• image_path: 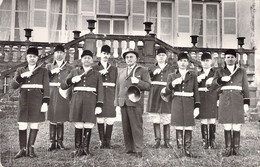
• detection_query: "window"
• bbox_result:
[223,2,236,34]
[97,19,126,35]
[49,0,63,42]
[178,0,190,33]
[65,0,78,41]
[146,1,174,45]
[0,0,12,40]
[192,3,219,47]
[98,0,127,15]
[14,0,29,41]
[33,0,47,27]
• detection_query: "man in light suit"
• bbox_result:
[114,48,151,158]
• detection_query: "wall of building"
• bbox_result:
[255,0,260,93]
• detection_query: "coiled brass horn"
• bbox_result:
[127,66,141,103]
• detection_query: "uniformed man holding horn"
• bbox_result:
[93,45,118,149]
[46,45,73,151]
[213,49,249,156]
[147,47,175,149]
[115,48,151,158]
[12,47,50,158]
[61,50,104,157]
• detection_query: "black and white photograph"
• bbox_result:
[0,0,260,166]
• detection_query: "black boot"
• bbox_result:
[73,128,83,157]
[83,128,92,155]
[57,123,65,150]
[105,124,113,149]
[209,124,217,149]
[163,124,173,149]
[14,130,27,159]
[201,124,209,149]
[175,130,184,157]
[184,130,196,158]
[233,131,240,156]
[152,124,161,148]
[27,129,38,158]
[222,130,232,157]
[97,124,105,149]
[48,123,56,151]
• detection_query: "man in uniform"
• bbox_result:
[165,52,200,158]
[93,45,118,149]
[46,45,73,151]
[61,50,104,157]
[213,49,249,156]
[197,53,218,149]
[147,47,175,149]
[115,48,151,158]
[11,47,50,158]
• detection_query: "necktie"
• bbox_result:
[128,67,132,75]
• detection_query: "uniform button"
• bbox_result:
[28,89,30,91]
[231,81,233,83]
[84,77,86,79]
[83,84,86,86]
[83,81,86,82]
[28,81,30,83]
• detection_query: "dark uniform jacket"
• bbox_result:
[166,70,200,126]
[46,61,73,122]
[213,65,249,124]
[147,63,175,114]
[61,66,104,123]
[11,65,50,122]
[114,65,151,108]
[92,62,118,117]
[197,68,218,119]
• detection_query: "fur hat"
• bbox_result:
[27,47,39,56]
[177,52,189,61]
[157,47,167,55]
[54,45,65,52]
[225,49,236,57]
[81,50,93,58]
[101,45,111,54]
[201,53,211,60]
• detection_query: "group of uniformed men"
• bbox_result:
[11,44,249,159]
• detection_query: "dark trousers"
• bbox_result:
[121,105,143,152]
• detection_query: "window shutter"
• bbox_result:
[130,0,146,35]
[98,0,111,14]
[114,0,127,15]
[222,1,237,48]
[176,0,191,47]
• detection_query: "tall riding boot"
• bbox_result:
[201,124,209,149]
[27,129,38,158]
[222,130,232,157]
[152,123,161,148]
[74,128,83,157]
[163,124,173,148]
[233,131,240,156]
[105,124,113,149]
[48,123,56,151]
[14,130,27,159]
[175,130,184,157]
[83,128,92,155]
[97,124,105,149]
[57,123,65,150]
[209,124,217,149]
[184,130,196,158]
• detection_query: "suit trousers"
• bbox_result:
[121,105,143,152]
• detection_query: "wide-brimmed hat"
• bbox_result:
[122,48,138,59]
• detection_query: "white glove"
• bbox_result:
[217,100,219,107]
[197,74,206,83]
[71,75,81,83]
[244,104,249,113]
[171,77,182,87]
[51,67,60,74]
[153,68,162,75]
[41,103,48,112]
[99,69,108,75]
[161,87,166,94]
[193,108,200,118]
[131,77,139,84]
[206,77,214,85]
[115,106,121,112]
[221,76,231,82]
[21,71,32,78]
[95,107,102,115]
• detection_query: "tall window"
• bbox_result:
[49,0,63,42]
[147,1,173,44]
[192,3,219,47]
[14,0,29,41]
[0,0,12,40]
[97,19,126,35]
[65,0,78,41]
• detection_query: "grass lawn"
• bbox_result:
[1,109,260,167]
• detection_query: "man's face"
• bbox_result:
[177,59,189,70]
[26,54,38,66]
[100,51,110,62]
[156,53,167,64]
[81,55,93,67]
[125,53,137,66]
[225,54,236,66]
[201,59,212,69]
[54,51,65,61]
